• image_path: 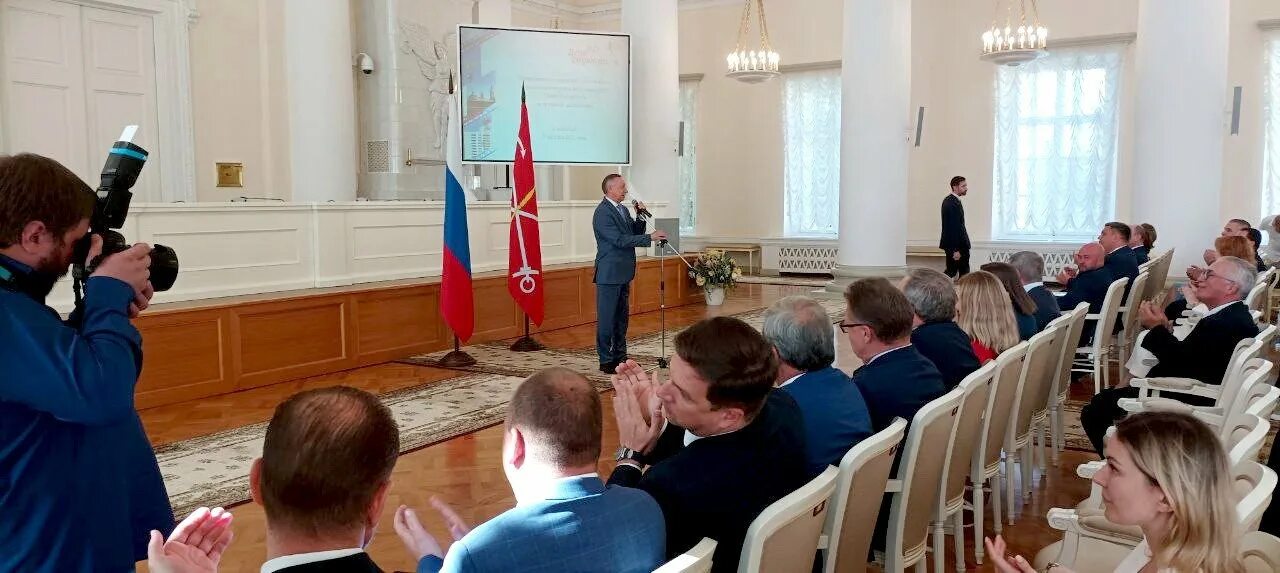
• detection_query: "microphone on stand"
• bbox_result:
[632,199,653,220]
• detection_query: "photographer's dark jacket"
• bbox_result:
[0,254,173,572]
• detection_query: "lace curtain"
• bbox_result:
[783,68,841,237]
[993,45,1123,241]
[1263,33,1280,219]
[679,80,699,234]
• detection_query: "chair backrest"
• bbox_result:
[1219,338,1266,394]
[1243,383,1280,420]
[739,465,839,573]
[822,418,907,573]
[1090,278,1129,352]
[1008,325,1064,445]
[1151,249,1175,301]
[1258,324,1278,349]
[1217,347,1270,412]
[654,538,718,573]
[885,387,965,567]
[1257,268,1278,288]
[1224,413,1270,467]
[1121,272,1152,335]
[1223,359,1277,420]
[1054,303,1091,398]
[939,362,997,506]
[1240,530,1280,573]
[1250,282,1270,315]
[1235,460,1279,531]
[974,341,1030,474]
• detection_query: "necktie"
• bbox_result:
[618,203,629,221]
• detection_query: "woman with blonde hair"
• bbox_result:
[986,411,1243,573]
[954,270,1020,363]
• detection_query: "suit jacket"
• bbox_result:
[1132,246,1150,265]
[607,391,809,573]
[778,366,874,476]
[1014,307,1038,341]
[1027,285,1062,331]
[275,553,383,573]
[418,476,664,573]
[593,199,651,285]
[851,346,947,432]
[1105,247,1141,306]
[910,321,981,391]
[939,194,970,251]
[1143,301,1259,385]
[1059,266,1115,315]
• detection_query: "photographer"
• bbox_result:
[0,153,173,571]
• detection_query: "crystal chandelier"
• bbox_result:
[725,0,780,84]
[980,0,1048,66]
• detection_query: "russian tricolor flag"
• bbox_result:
[441,79,474,342]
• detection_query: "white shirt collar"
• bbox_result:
[605,196,624,208]
[1204,299,1242,317]
[778,372,804,388]
[866,344,911,366]
[516,472,600,507]
[1108,245,1125,254]
[261,549,365,573]
[684,425,743,446]
[1023,281,1043,291]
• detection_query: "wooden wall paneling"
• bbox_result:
[470,276,523,343]
[630,262,661,313]
[134,308,234,409]
[533,268,587,332]
[353,285,446,365]
[234,295,355,390]
[583,270,598,322]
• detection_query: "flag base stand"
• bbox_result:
[510,316,545,352]
[437,336,476,367]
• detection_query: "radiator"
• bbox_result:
[777,246,838,274]
[983,248,1077,278]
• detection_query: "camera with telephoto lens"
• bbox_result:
[72,127,179,298]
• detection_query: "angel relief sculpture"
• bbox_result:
[399,21,458,155]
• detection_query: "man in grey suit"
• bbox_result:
[593,174,666,374]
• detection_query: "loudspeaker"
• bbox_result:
[654,218,681,254]
[914,106,926,147]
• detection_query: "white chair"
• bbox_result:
[738,465,839,573]
[1118,358,1276,431]
[820,418,908,573]
[930,362,997,573]
[1114,272,1151,382]
[883,388,966,573]
[1131,333,1271,405]
[1071,278,1129,394]
[654,538,717,573]
[1238,460,1280,532]
[969,342,1030,564]
[1005,321,1066,514]
[1241,530,1280,573]
[1048,303,1091,463]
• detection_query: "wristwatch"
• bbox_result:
[614,446,642,464]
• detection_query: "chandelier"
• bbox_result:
[980,0,1048,66]
[725,0,780,84]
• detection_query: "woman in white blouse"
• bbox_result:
[985,412,1243,573]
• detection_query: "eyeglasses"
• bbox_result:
[833,320,872,333]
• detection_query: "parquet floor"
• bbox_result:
[135,283,1096,573]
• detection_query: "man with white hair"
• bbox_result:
[1079,256,1259,455]
[1008,251,1061,331]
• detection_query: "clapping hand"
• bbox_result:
[395,497,473,561]
[1055,266,1078,284]
[982,536,1050,573]
[612,360,665,455]
[147,507,234,573]
[1138,300,1170,330]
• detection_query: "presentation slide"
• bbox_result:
[458,25,631,165]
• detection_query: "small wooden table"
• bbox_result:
[706,243,762,275]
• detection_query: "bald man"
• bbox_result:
[1056,242,1116,315]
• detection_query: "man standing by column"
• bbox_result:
[940,176,971,278]
[593,174,666,374]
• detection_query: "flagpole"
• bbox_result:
[438,335,476,367]
[510,315,545,351]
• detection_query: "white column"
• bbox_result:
[831,0,912,283]
[622,0,680,215]
[1131,0,1230,273]
[285,0,358,202]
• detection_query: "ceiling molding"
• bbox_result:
[515,0,741,23]
[779,60,840,73]
[1047,33,1136,50]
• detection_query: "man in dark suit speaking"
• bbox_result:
[594,174,666,374]
[940,176,971,278]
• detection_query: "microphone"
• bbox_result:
[632,200,653,219]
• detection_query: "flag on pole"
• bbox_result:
[508,84,544,325]
[441,74,474,342]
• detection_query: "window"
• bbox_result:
[1263,33,1280,218]
[783,68,841,237]
[678,79,699,234]
[992,45,1123,241]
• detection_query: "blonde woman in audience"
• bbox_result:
[954,270,1020,363]
[985,411,1243,573]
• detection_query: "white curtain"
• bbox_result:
[1263,33,1280,219]
[783,68,841,237]
[993,45,1123,241]
[679,79,699,235]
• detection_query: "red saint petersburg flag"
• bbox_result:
[508,85,544,325]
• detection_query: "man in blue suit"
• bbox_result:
[839,278,946,433]
[1056,242,1115,315]
[762,295,872,476]
[0,154,172,572]
[593,174,666,374]
[398,367,666,573]
[898,268,980,390]
[1010,251,1061,331]
[1099,222,1140,292]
